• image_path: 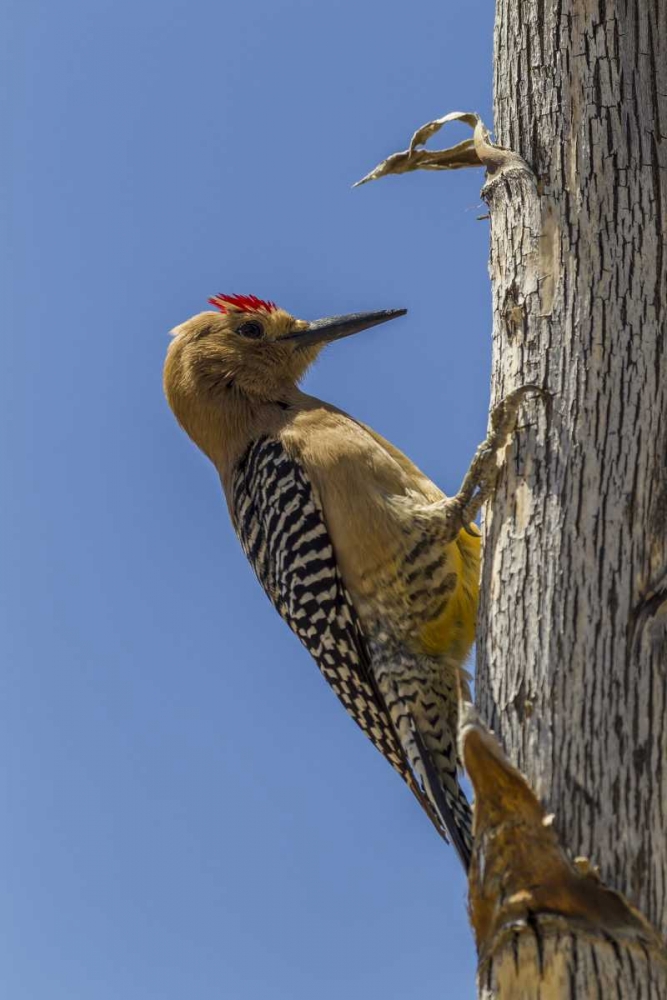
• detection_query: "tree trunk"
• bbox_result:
[477,0,667,952]
[353,2,666,989]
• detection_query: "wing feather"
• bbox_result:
[231,436,446,832]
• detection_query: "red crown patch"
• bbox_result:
[208,293,277,314]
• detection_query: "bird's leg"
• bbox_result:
[444,385,549,536]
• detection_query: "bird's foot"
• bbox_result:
[446,384,550,533]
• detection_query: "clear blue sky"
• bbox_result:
[2,1,494,996]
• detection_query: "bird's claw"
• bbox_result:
[451,383,551,528]
[488,384,551,434]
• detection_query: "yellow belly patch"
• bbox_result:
[417,529,480,659]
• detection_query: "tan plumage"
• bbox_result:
[164,296,531,868]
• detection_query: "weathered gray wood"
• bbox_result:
[477,0,667,949]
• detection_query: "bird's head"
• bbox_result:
[164,293,406,405]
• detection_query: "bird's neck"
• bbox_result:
[175,382,311,480]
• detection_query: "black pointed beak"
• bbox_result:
[281,308,407,349]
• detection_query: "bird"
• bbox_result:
[164,292,540,869]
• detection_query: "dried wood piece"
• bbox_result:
[353,111,529,187]
[460,706,667,998]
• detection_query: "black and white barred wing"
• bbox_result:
[230,436,425,803]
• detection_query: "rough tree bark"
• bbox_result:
[477,0,667,941]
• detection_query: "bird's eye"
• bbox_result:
[236,320,264,339]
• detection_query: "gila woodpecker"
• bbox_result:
[164,293,539,869]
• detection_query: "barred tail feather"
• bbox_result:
[410,725,473,870]
[372,656,473,870]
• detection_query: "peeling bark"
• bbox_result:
[461,707,667,998]
[477,0,667,946]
